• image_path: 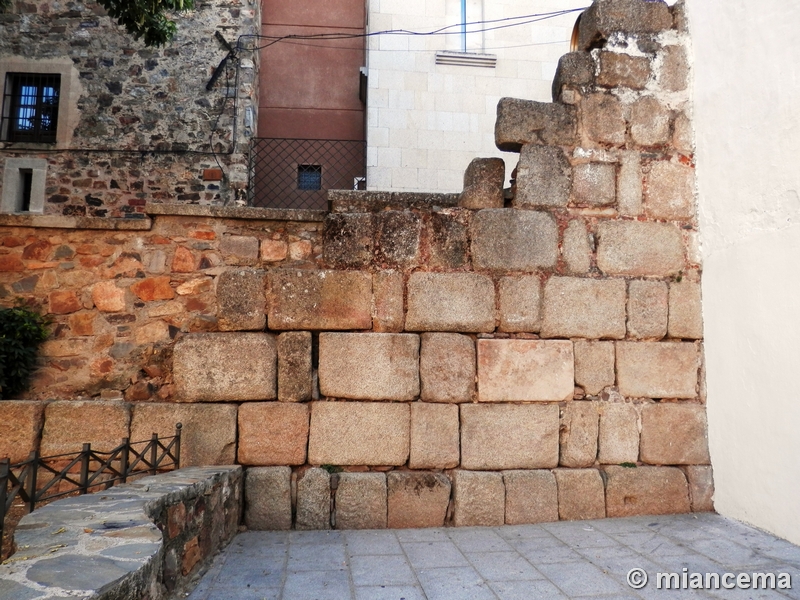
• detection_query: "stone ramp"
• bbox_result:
[187,513,800,600]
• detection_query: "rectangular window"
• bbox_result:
[1,73,61,143]
[297,164,322,190]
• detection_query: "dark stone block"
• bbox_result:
[495,98,578,152]
[374,211,421,268]
[323,212,374,268]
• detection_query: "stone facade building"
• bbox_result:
[0,0,722,532]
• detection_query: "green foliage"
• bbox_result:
[0,303,50,399]
[320,464,343,474]
[0,0,10,13]
[620,462,637,468]
[96,0,195,46]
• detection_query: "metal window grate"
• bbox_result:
[248,138,366,210]
[1,73,61,143]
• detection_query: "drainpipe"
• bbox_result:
[461,0,467,52]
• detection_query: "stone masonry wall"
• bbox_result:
[0,0,260,216]
[0,0,711,529]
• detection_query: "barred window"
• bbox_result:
[297,164,322,190]
[1,73,61,143]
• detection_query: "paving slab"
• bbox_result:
[186,514,800,600]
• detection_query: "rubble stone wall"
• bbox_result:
[0,0,711,528]
[0,0,260,217]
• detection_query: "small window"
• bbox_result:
[1,73,61,143]
[297,164,322,190]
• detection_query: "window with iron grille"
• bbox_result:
[297,164,322,190]
[1,73,61,143]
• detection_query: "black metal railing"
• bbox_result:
[248,138,366,210]
[1,423,181,559]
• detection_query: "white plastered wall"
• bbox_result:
[366,0,586,192]
[690,0,800,544]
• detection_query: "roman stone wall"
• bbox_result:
[0,0,260,216]
[0,0,711,529]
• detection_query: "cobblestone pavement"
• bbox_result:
[186,513,800,599]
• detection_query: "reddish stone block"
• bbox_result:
[49,290,82,314]
[92,280,126,312]
[68,312,95,336]
[172,246,197,273]
[181,536,201,575]
[237,403,309,466]
[22,240,52,261]
[0,401,45,463]
[131,276,175,301]
[604,465,690,517]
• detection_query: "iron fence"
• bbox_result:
[1,424,181,559]
[248,138,366,210]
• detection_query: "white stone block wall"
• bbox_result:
[366,0,587,192]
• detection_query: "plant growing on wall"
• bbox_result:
[0,0,193,47]
[0,303,50,399]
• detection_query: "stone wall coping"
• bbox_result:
[0,214,152,230]
[0,466,242,600]
[144,203,327,222]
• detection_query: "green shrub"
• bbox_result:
[0,303,50,398]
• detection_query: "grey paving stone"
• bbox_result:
[395,527,450,543]
[287,541,347,571]
[688,538,778,568]
[465,551,544,581]
[354,585,427,600]
[535,560,628,596]
[448,528,515,553]
[282,569,353,600]
[345,530,403,556]
[495,524,554,541]
[204,586,281,600]
[350,554,417,586]
[610,531,690,556]
[289,529,344,545]
[540,521,620,549]
[403,541,471,569]
[510,537,585,564]
[417,566,500,600]
[489,579,569,600]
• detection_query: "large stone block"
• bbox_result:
[551,52,595,101]
[498,275,542,332]
[245,467,292,530]
[277,331,312,402]
[554,469,606,521]
[405,272,494,332]
[372,271,404,332]
[541,277,627,339]
[220,235,259,265]
[684,465,714,512]
[237,403,309,466]
[596,221,684,276]
[581,93,626,145]
[640,403,710,465]
[335,472,387,529]
[428,211,469,269]
[308,402,410,466]
[598,403,640,464]
[267,269,372,330]
[477,340,574,402]
[387,472,451,528]
[668,280,703,339]
[617,150,643,216]
[659,45,689,92]
[409,403,460,469]
[495,98,578,151]
[459,157,505,209]
[577,0,674,51]
[560,402,599,468]
[617,342,699,398]
[503,470,559,525]
[461,404,560,470]
[173,333,277,401]
[453,470,505,527]
[597,52,652,90]
[130,403,237,466]
[471,209,558,271]
[420,333,475,403]
[574,341,615,395]
[604,466,690,517]
[41,401,130,456]
[374,211,422,268]
[563,219,591,274]
[318,333,419,400]
[216,268,267,331]
[323,213,374,268]
[645,161,695,220]
[571,163,616,206]
[0,401,45,463]
[627,280,668,339]
[296,467,331,530]
[515,145,572,208]
[630,97,671,146]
